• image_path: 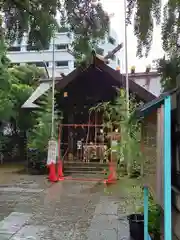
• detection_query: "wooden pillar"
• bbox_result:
[156,106,164,206]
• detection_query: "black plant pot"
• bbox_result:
[128,214,144,240]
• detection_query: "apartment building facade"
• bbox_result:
[7,29,120,77]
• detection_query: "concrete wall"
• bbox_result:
[129,72,161,97]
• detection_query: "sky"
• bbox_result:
[101,0,167,73]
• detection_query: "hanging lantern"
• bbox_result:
[64,92,68,97]
[100,129,103,133]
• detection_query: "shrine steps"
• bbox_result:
[63,161,109,177]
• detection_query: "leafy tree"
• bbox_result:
[0,38,46,161]
[65,0,110,60]
[2,0,59,48]
[27,93,60,152]
[9,65,46,132]
[1,0,109,56]
[157,55,180,92]
[27,93,61,173]
[126,0,180,56]
[91,89,142,177]
[0,40,13,123]
[0,37,46,126]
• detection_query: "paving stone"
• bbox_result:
[90,214,118,230]
[94,199,118,215]
[0,212,32,235]
[0,175,131,240]
[87,197,130,240]
[11,225,47,240]
[87,229,117,240]
[23,189,44,193]
[0,233,13,240]
[0,187,24,193]
[117,216,130,239]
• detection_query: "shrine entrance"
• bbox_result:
[57,63,118,164]
[60,104,110,163]
[60,123,109,163]
[55,53,155,174]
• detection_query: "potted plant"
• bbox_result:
[128,213,144,240]
[131,66,136,74]
[148,203,161,239]
[146,64,151,73]
[131,197,161,240]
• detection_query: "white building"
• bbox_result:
[127,71,161,97]
[7,29,120,77]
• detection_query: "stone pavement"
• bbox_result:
[0,173,131,240]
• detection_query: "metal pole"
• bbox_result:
[124,0,129,111]
[164,96,172,240]
[144,186,149,240]
[51,36,55,138]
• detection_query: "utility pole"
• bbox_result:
[51,36,55,138]
[124,0,129,111]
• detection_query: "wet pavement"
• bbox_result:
[0,174,131,240]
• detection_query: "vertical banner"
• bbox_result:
[47,140,57,165]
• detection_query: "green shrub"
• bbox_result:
[27,93,62,173]
[137,194,161,238]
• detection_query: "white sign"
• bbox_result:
[77,140,82,150]
[47,140,57,165]
[111,140,118,152]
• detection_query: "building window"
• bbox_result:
[110,55,116,61]
[117,59,120,65]
[26,45,40,51]
[56,61,68,67]
[8,46,21,52]
[108,36,116,45]
[27,62,49,67]
[96,47,104,56]
[55,44,68,50]
[58,27,69,33]
[9,63,20,67]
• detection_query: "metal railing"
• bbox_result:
[144,186,152,240]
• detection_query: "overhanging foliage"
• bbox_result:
[1,0,110,57]
[127,0,180,56]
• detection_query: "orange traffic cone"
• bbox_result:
[57,160,64,181]
[48,163,58,182]
[105,162,117,185]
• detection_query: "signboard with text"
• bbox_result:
[47,140,57,165]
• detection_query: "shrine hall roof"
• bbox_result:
[55,52,156,103]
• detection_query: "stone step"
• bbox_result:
[64,161,108,167]
[64,170,105,175]
[64,166,107,171]
[64,173,105,179]
[63,161,109,175]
